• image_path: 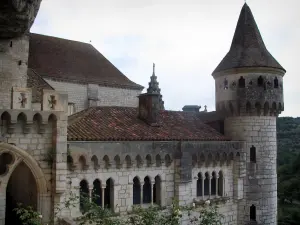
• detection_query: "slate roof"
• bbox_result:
[27,68,54,103]
[67,106,229,141]
[28,33,143,90]
[213,3,285,74]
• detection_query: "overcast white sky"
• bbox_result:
[31,0,300,117]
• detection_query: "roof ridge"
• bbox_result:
[68,107,96,126]
[29,32,91,45]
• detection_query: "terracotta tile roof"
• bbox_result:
[28,33,143,90]
[27,68,54,103]
[67,107,229,141]
[213,3,285,74]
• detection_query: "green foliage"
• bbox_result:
[14,204,43,225]
[277,117,300,225]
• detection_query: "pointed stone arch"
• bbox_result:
[0,143,49,224]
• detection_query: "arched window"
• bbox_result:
[153,176,161,205]
[125,155,132,168]
[250,205,256,221]
[133,177,141,205]
[79,156,87,171]
[250,146,256,163]
[91,155,99,170]
[218,171,224,196]
[146,155,152,167]
[165,154,171,167]
[79,180,89,212]
[92,179,102,206]
[67,155,74,171]
[197,173,203,197]
[274,77,279,88]
[192,154,197,167]
[211,172,217,196]
[257,76,264,87]
[224,78,229,89]
[104,178,114,209]
[143,176,151,204]
[136,155,143,168]
[264,102,269,116]
[239,76,245,88]
[103,155,110,169]
[246,102,251,114]
[155,155,162,167]
[204,172,209,196]
[114,155,121,169]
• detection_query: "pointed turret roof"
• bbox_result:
[147,63,165,110]
[213,3,285,74]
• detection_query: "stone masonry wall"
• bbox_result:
[0,36,29,109]
[225,116,277,225]
[45,79,142,112]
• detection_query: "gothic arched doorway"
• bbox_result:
[5,162,38,225]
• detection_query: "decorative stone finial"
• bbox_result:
[204,105,207,112]
[0,0,42,38]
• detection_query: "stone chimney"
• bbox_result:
[138,63,162,126]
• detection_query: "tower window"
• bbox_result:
[238,76,245,88]
[274,77,279,88]
[250,205,256,221]
[224,78,228,90]
[10,41,13,47]
[257,76,264,87]
[250,146,256,163]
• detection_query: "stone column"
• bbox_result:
[140,182,144,204]
[216,175,219,197]
[160,181,166,206]
[151,180,154,205]
[209,175,211,198]
[101,186,106,208]
[201,178,204,200]
[89,188,93,202]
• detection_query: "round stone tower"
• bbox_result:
[212,3,286,225]
[0,0,42,109]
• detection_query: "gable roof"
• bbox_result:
[67,106,229,141]
[27,68,54,103]
[28,33,143,90]
[213,3,285,74]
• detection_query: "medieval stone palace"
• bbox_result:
[0,1,285,225]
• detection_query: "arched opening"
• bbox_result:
[136,155,143,168]
[223,78,228,89]
[92,179,102,207]
[246,102,251,115]
[218,171,224,196]
[153,176,161,205]
[67,155,74,171]
[250,146,256,163]
[143,176,151,204]
[238,76,245,88]
[200,153,205,165]
[133,177,141,205]
[103,155,110,169]
[0,152,14,175]
[79,156,87,171]
[211,172,217,196]
[91,155,99,170]
[17,113,27,133]
[146,155,152,167]
[204,172,209,196]
[125,155,132,168]
[165,154,171,167]
[79,180,89,213]
[155,155,161,167]
[5,162,38,225]
[114,155,120,169]
[250,205,256,221]
[197,173,203,197]
[274,77,279,88]
[206,153,213,166]
[255,103,261,116]
[257,76,264,87]
[104,178,114,209]
[264,102,269,116]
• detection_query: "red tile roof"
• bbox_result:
[67,107,229,141]
[28,33,143,90]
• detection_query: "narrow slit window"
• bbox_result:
[239,76,245,88]
[250,146,256,163]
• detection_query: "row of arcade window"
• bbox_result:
[224,76,279,89]
[196,171,224,197]
[79,176,162,212]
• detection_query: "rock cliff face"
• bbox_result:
[0,0,42,38]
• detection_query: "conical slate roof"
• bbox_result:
[213,3,285,74]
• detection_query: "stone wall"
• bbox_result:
[45,79,142,112]
[65,141,244,224]
[225,116,277,225]
[0,36,29,109]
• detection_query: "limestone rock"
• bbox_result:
[0,0,42,38]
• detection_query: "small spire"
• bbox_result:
[152,63,155,75]
[204,105,207,112]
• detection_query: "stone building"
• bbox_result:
[0,2,285,225]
